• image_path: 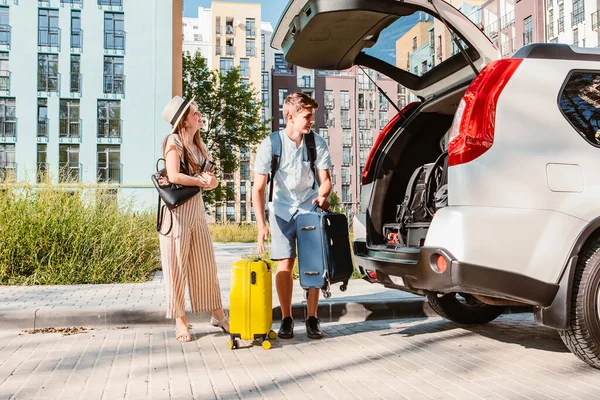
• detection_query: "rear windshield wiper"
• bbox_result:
[428,0,479,76]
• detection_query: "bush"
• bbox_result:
[0,185,159,285]
[209,223,257,242]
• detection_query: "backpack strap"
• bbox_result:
[304,131,319,189]
[268,131,282,202]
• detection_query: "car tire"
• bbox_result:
[427,292,505,325]
[558,234,600,369]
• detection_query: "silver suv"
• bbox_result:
[273,0,600,368]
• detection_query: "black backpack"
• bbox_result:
[268,131,318,202]
[396,151,448,225]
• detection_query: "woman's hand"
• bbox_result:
[198,172,218,190]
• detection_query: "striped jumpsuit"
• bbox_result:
[159,134,223,319]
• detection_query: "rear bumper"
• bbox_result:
[352,240,559,307]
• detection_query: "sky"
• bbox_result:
[183,0,288,29]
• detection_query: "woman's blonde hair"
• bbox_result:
[163,100,210,173]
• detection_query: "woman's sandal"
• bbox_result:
[211,316,230,333]
[175,324,192,342]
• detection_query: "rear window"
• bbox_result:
[363,10,476,78]
[559,71,600,146]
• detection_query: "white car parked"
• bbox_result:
[273,0,600,368]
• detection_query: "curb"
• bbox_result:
[0,299,533,330]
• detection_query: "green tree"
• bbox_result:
[182,51,270,206]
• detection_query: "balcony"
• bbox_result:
[59,162,81,183]
[343,136,352,146]
[0,24,10,46]
[359,137,372,147]
[593,11,600,30]
[572,9,585,27]
[341,119,351,129]
[225,25,235,35]
[216,46,222,55]
[0,70,9,92]
[59,119,81,139]
[103,74,125,95]
[342,157,352,166]
[246,47,256,57]
[246,27,256,37]
[298,77,313,88]
[71,72,81,94]
[61,0,83,5]
[325,117,335,127]
[105,30,126,51]
[500,11,515,29]
[71,28,82,50]
[0,120,16,139]
[37,117,48,139]
[98,0,122,6]
[38,28,60,48]
[358,119,367,129]
[558,17,565,33]
[547,22,555,40]
[97,164,122,183]
[523,30,533,46]
[97,118,122,139]
[485,20,499,38]
[226,46,235,56]
[340,100,350,110]
[324,98,334,109]
[358,82,374,91]
[379,101,388,111]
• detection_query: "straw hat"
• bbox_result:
[162,96,194,134]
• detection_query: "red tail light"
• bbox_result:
[361,101,421,185]
[448,59,523,166]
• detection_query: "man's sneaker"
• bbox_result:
[278,317,294,339]
[305,316,324,339]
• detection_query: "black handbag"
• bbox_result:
[151,157,200,235]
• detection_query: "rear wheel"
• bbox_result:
[558,235,600,369]
[427,292,504,325]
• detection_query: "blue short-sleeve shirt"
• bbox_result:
[254,130,332,222]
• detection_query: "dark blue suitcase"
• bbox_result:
[296,206,354,297]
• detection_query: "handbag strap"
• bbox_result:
[156,197,173,236]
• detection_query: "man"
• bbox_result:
[252,92,332,339]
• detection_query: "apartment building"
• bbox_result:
[183,6,212,63]
[545,0,600,47]
[0,0,179,211]
[211,1,261,223]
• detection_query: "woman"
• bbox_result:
[159,95,229,342]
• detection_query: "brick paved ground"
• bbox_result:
[1,314,599,400]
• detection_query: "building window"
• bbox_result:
[246,38,255,56]
[240,58,250,77]
[369,110,376,128]
[37,144,47,183]
[340,91,350,109]
[0,52,8,91]
[240,161,250,180]
[240,204,247,222]
[412,36,417,50]
[215,205,222,222]
[278,88,288,106]
[104,56,124,94]
[245,18,255,36]
[97,144,121,183]
[59,144,80,182]
[37,98,48,139]
[70,54,81,93]
[358,110,366,128]
[240,183,247,202]
[0,97,15,138]
[98,0,122,6]
[558,3,565,33]
[225,38,235,56]
[324,91,334,108]
[262,71,269,89]
[220,57,234,74]
[379,111,389,128]
[226,204,235,221]
[523,16,533,45]
[343,147,352,165]
[0,143,15,181]
[341,166,350,184]
[38,9,59,48]
[342,184,351,203]
[572,0,585,26]
[325,109,335,127]
[97,100,121,138]
[359,130,372,147]
[104,12,125,50]
[38,53,58,92]
[71,10,82,50]
[559,71,600,146]
[251,206,256,221]
[59,99,80,138]
[261,90,269,107]
[226,182,235,201]
[0,7,10,46]
[341,110,351,128]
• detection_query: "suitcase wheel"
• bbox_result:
[268,330,277,340]
[322,290,331,299]
[340,283,348,292]
[228,340,235,350]
[229,338,239,350]
[262,340,271,350]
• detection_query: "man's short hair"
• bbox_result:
[282,92,319,121]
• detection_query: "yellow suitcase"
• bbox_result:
[229,258,277,350]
